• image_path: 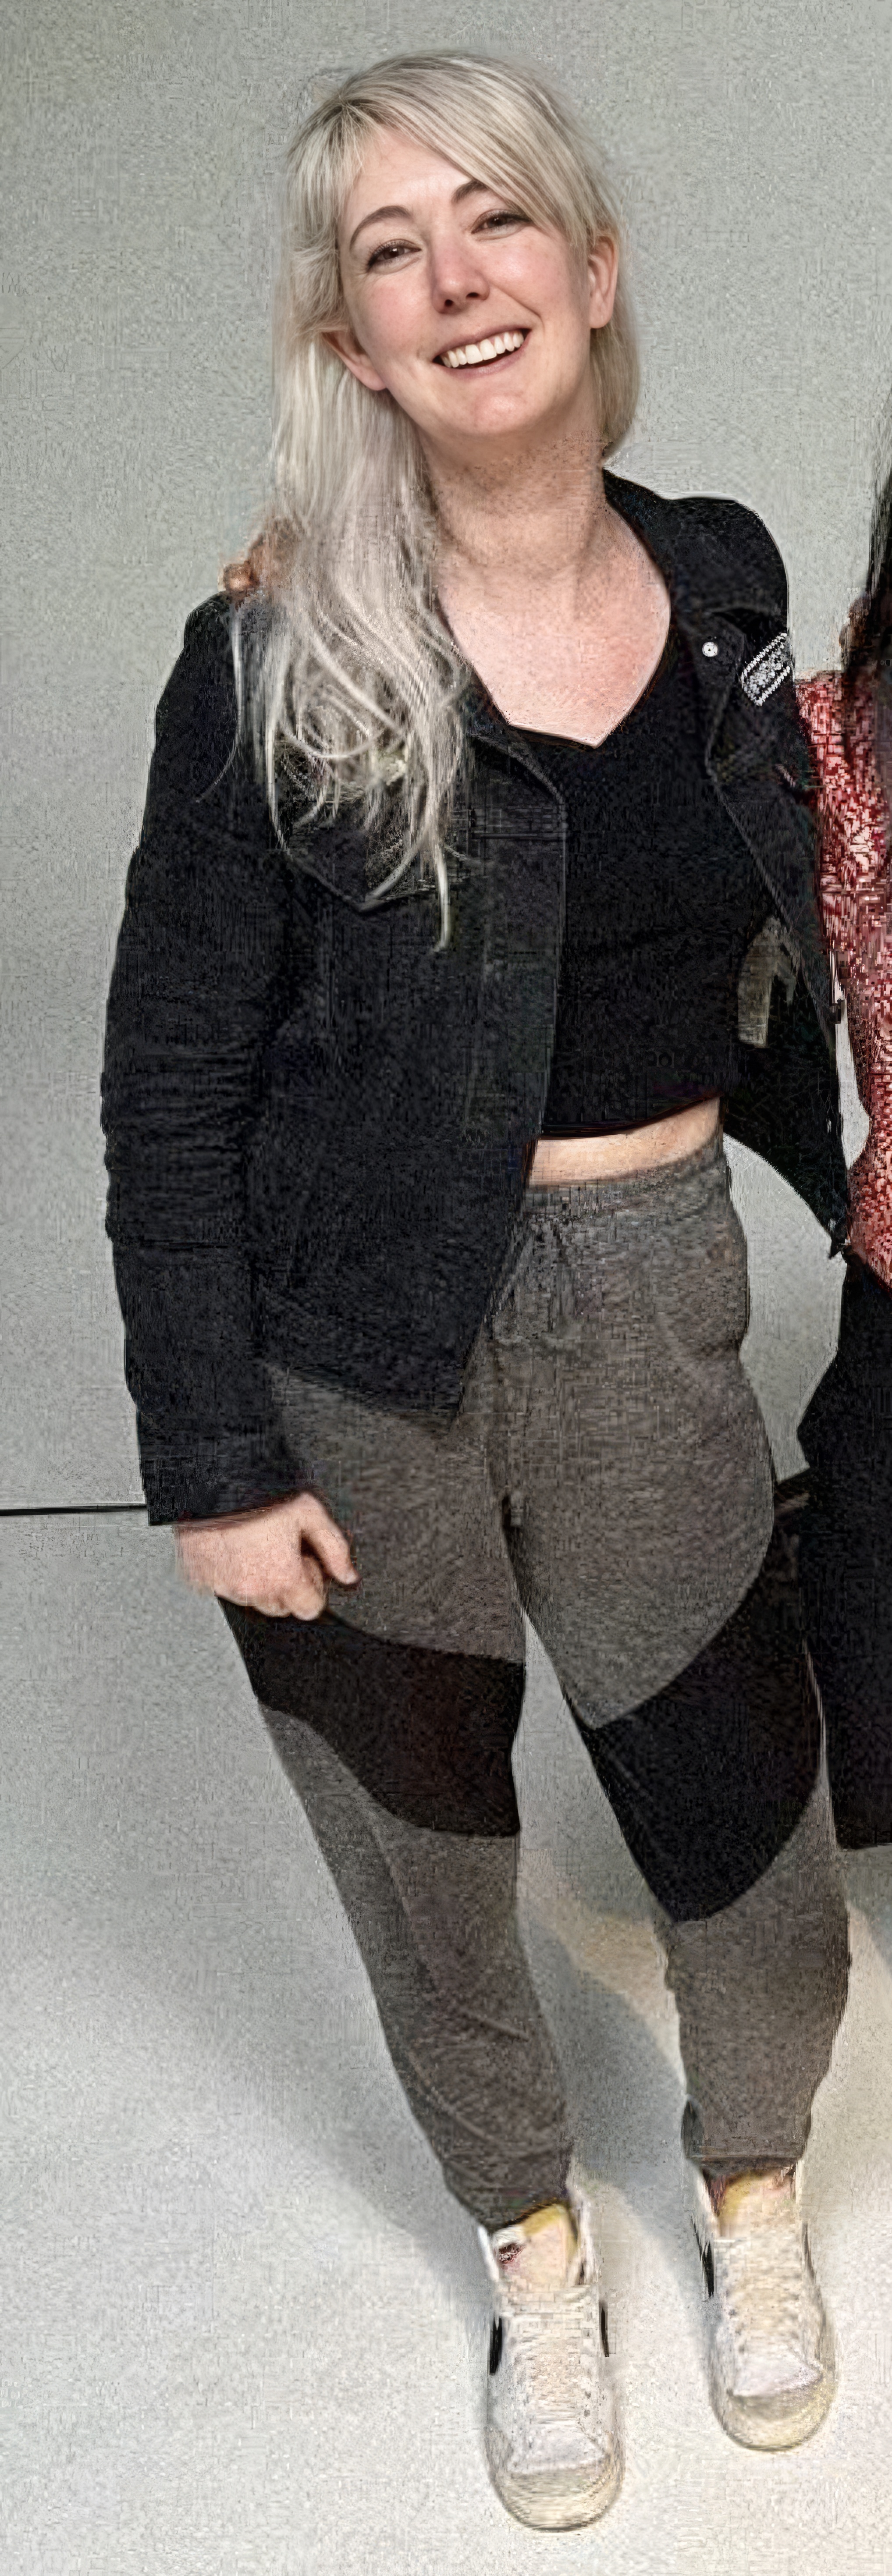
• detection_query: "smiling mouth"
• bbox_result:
[436,329,529,370]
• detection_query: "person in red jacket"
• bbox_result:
[797,446,892,1845]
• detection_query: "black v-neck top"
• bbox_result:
[519,619,771,1135]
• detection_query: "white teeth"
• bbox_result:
[441,330,526,369]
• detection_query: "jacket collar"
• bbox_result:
[603,471,786,625]
[463,472,786,759]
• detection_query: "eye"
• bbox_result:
[365,237,419,270]
[476,208,531,232]
[365,206,532,267]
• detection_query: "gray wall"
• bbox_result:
[3,0,890,1503]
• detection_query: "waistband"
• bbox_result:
[520,1126,726,1222]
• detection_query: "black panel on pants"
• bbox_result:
[574,1507,822,1923]
[219,1600,524,1837]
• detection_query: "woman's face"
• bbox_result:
[326,125,618,466]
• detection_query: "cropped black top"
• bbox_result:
[524,620,772,1136]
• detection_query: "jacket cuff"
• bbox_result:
[137,1425,306,1527]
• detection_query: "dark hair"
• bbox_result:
[842,436,892,714]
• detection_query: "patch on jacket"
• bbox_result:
[739,630,795,706]
[737,913,800,1048]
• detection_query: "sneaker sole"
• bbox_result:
[485,2436,624,2532]
[709,2338,837,2454]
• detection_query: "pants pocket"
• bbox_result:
[649,1181,752,1390]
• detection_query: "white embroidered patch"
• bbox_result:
[739,630,795,705]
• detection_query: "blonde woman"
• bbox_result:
[102,55,849,2531]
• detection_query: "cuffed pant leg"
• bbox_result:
[263,1708,572,2230]
[574,1518,850,2172]
[660,1761,850,2173]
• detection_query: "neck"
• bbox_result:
[426,399,617,611]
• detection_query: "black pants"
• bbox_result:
[799,1255,892,1848]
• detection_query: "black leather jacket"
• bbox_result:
[101,473,848,1523]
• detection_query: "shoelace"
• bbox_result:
[714,2218,821,2377]
[500,2277,602,2437]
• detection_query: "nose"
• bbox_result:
[427,227,491,314]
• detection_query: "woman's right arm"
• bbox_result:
[101,600,350,1604]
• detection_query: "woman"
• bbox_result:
[797,448,892,1847]
[102,54,850,2532]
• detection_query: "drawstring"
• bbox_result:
[490,1145,725,1527]
[492,1211,584,1351]
[503,1343,534,1528]
[545,1219,585,1346]
[492,1208,585,1529]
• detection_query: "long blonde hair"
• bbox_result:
[226,51,639,936]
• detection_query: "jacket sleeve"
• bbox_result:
[101,598,303,1524]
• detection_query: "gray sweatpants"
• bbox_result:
[236,1137,849,2228]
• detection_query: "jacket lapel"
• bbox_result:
[605,475,835,1040]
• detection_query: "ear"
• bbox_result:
[320,324,388,394]
[586,234,619,331]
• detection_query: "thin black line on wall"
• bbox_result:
[0,1504,149,1518]
[0,1474,814,1523]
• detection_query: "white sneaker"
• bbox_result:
[478,2165,622,2530]
[690,2165,836,2451]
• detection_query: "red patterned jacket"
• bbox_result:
[798,673,892,1290]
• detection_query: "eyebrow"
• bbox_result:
[348,176,489,253]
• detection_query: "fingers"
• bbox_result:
[172,1492,359,1621]
[298,1496,359,1588]
[288,1550,330,1620]
[180,1560,325,1619]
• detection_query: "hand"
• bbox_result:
[174,1492,359,1620]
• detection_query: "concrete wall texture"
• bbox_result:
[3,0,891,1503]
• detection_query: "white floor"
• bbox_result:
[4,1516,892,2576]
